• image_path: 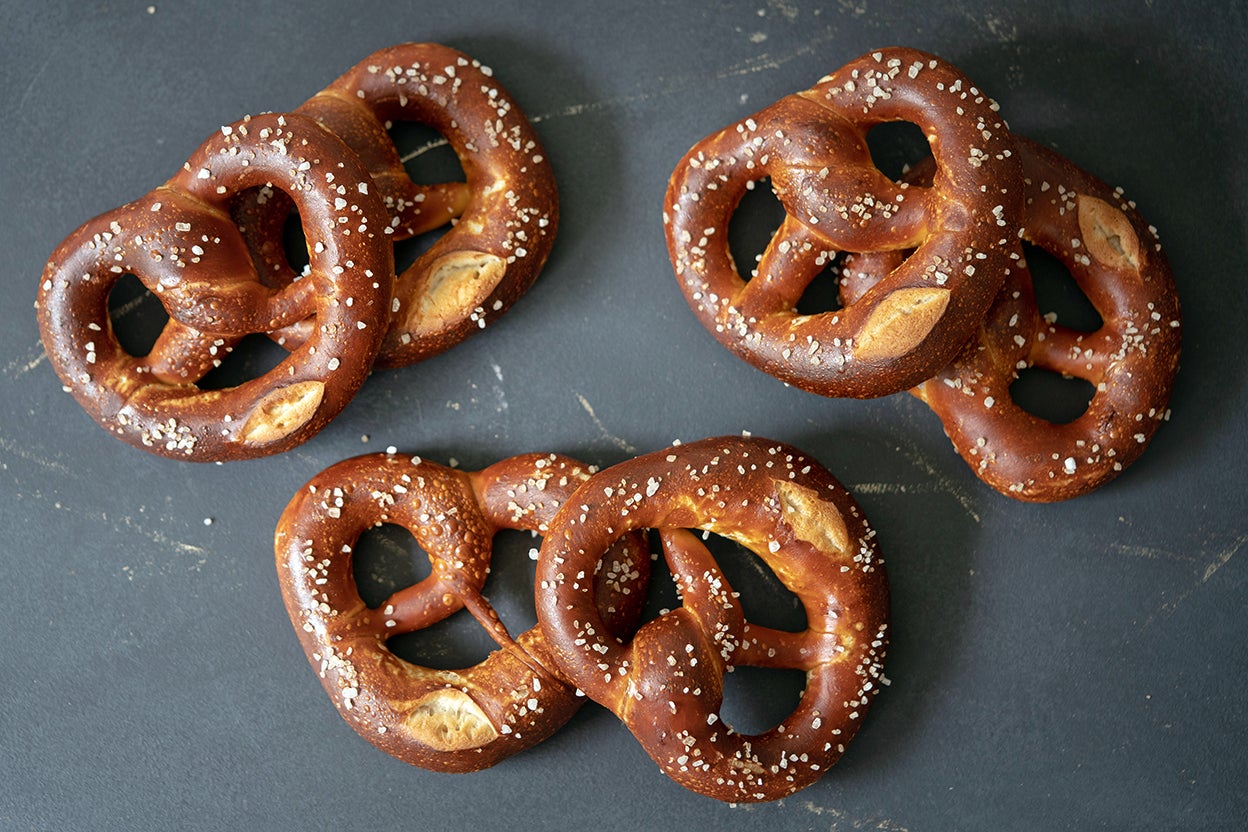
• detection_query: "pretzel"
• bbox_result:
[36,112,393,462]
[841,137,1181,501]
[275,451,650,772]
[664,47,1024,399]
[235,43,559,369]
[535,436,890,802]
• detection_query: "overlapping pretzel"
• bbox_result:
[275,450,650,772]
[37,112,394,461]
[38,43,557,461]
[665,47,1180,500]
[535,435,890,802]
[235,42,559,368]
[665,47,1025,399]
[840,139,1180,501]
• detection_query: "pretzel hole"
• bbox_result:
[390,121,465,187]
[865,120,933,183]
[352,523,432,608]
[279,210,312,278]
[393,229,439,277]
[638,530,682,619]
[477,529,541,637]
[720,665,807,735]
[107,273,169,357]
[698,532,806,633]
[389,121,468,266]
[353,523,497,671]
[196,333,289,391]
[796,254,848,316]
[728,177,786,281]
[1025,242,1103,333]
[1009,367,1096,425]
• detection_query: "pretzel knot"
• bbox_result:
[665,47,1024,398]
[235,43,559,369]
[536,436,890,802]
[36,112,393,461]
[274,451,650,772]
[842,138,1181,501]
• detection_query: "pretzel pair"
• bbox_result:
[664,47,1180,501]
[275,436,888,802]
[36,43,557,462]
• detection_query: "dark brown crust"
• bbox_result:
[664,47,1024,399]
[35,113,393,462]
[274,451,649,773]
[535,435,890,802]
[843,137,1181,501]
[234,43,560,368]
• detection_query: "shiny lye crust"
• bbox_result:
[235,43,560,369]
[843,138,1181,501]
[664,47,1024,399]
[535,436,890,802]
[274,451,649,773]
[35,112,393,462]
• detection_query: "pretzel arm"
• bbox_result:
[737,623,840,670]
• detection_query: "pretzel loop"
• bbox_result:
[912,138,1181,500]
[275,451,650,772]
[36,112,393,461]
[665,47,1024,398]
[536,436,889,802]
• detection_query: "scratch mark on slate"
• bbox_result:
[576,393,637,454]
[1107,541,1199,565]
[397,22,844,159]
[1201,534,1245,583]
[1143,532,1246,628]
[0,435,73,475]
[890,440,983,524]
[3,344,48,380]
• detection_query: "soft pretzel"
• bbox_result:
[841,137,1181,501]
[664,47,1024,398]
[235,43,559,368]
[535,435,890,802]
[36,113,393,461]
[275,451,650,772]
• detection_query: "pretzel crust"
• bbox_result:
[274,451,649,772]
[842,137,1181,501]
[236,43,559,368]
[535,436,889,802]
[36,113,393,461]
[664,47,1023,398]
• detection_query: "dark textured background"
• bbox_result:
[2,2,1245,829]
